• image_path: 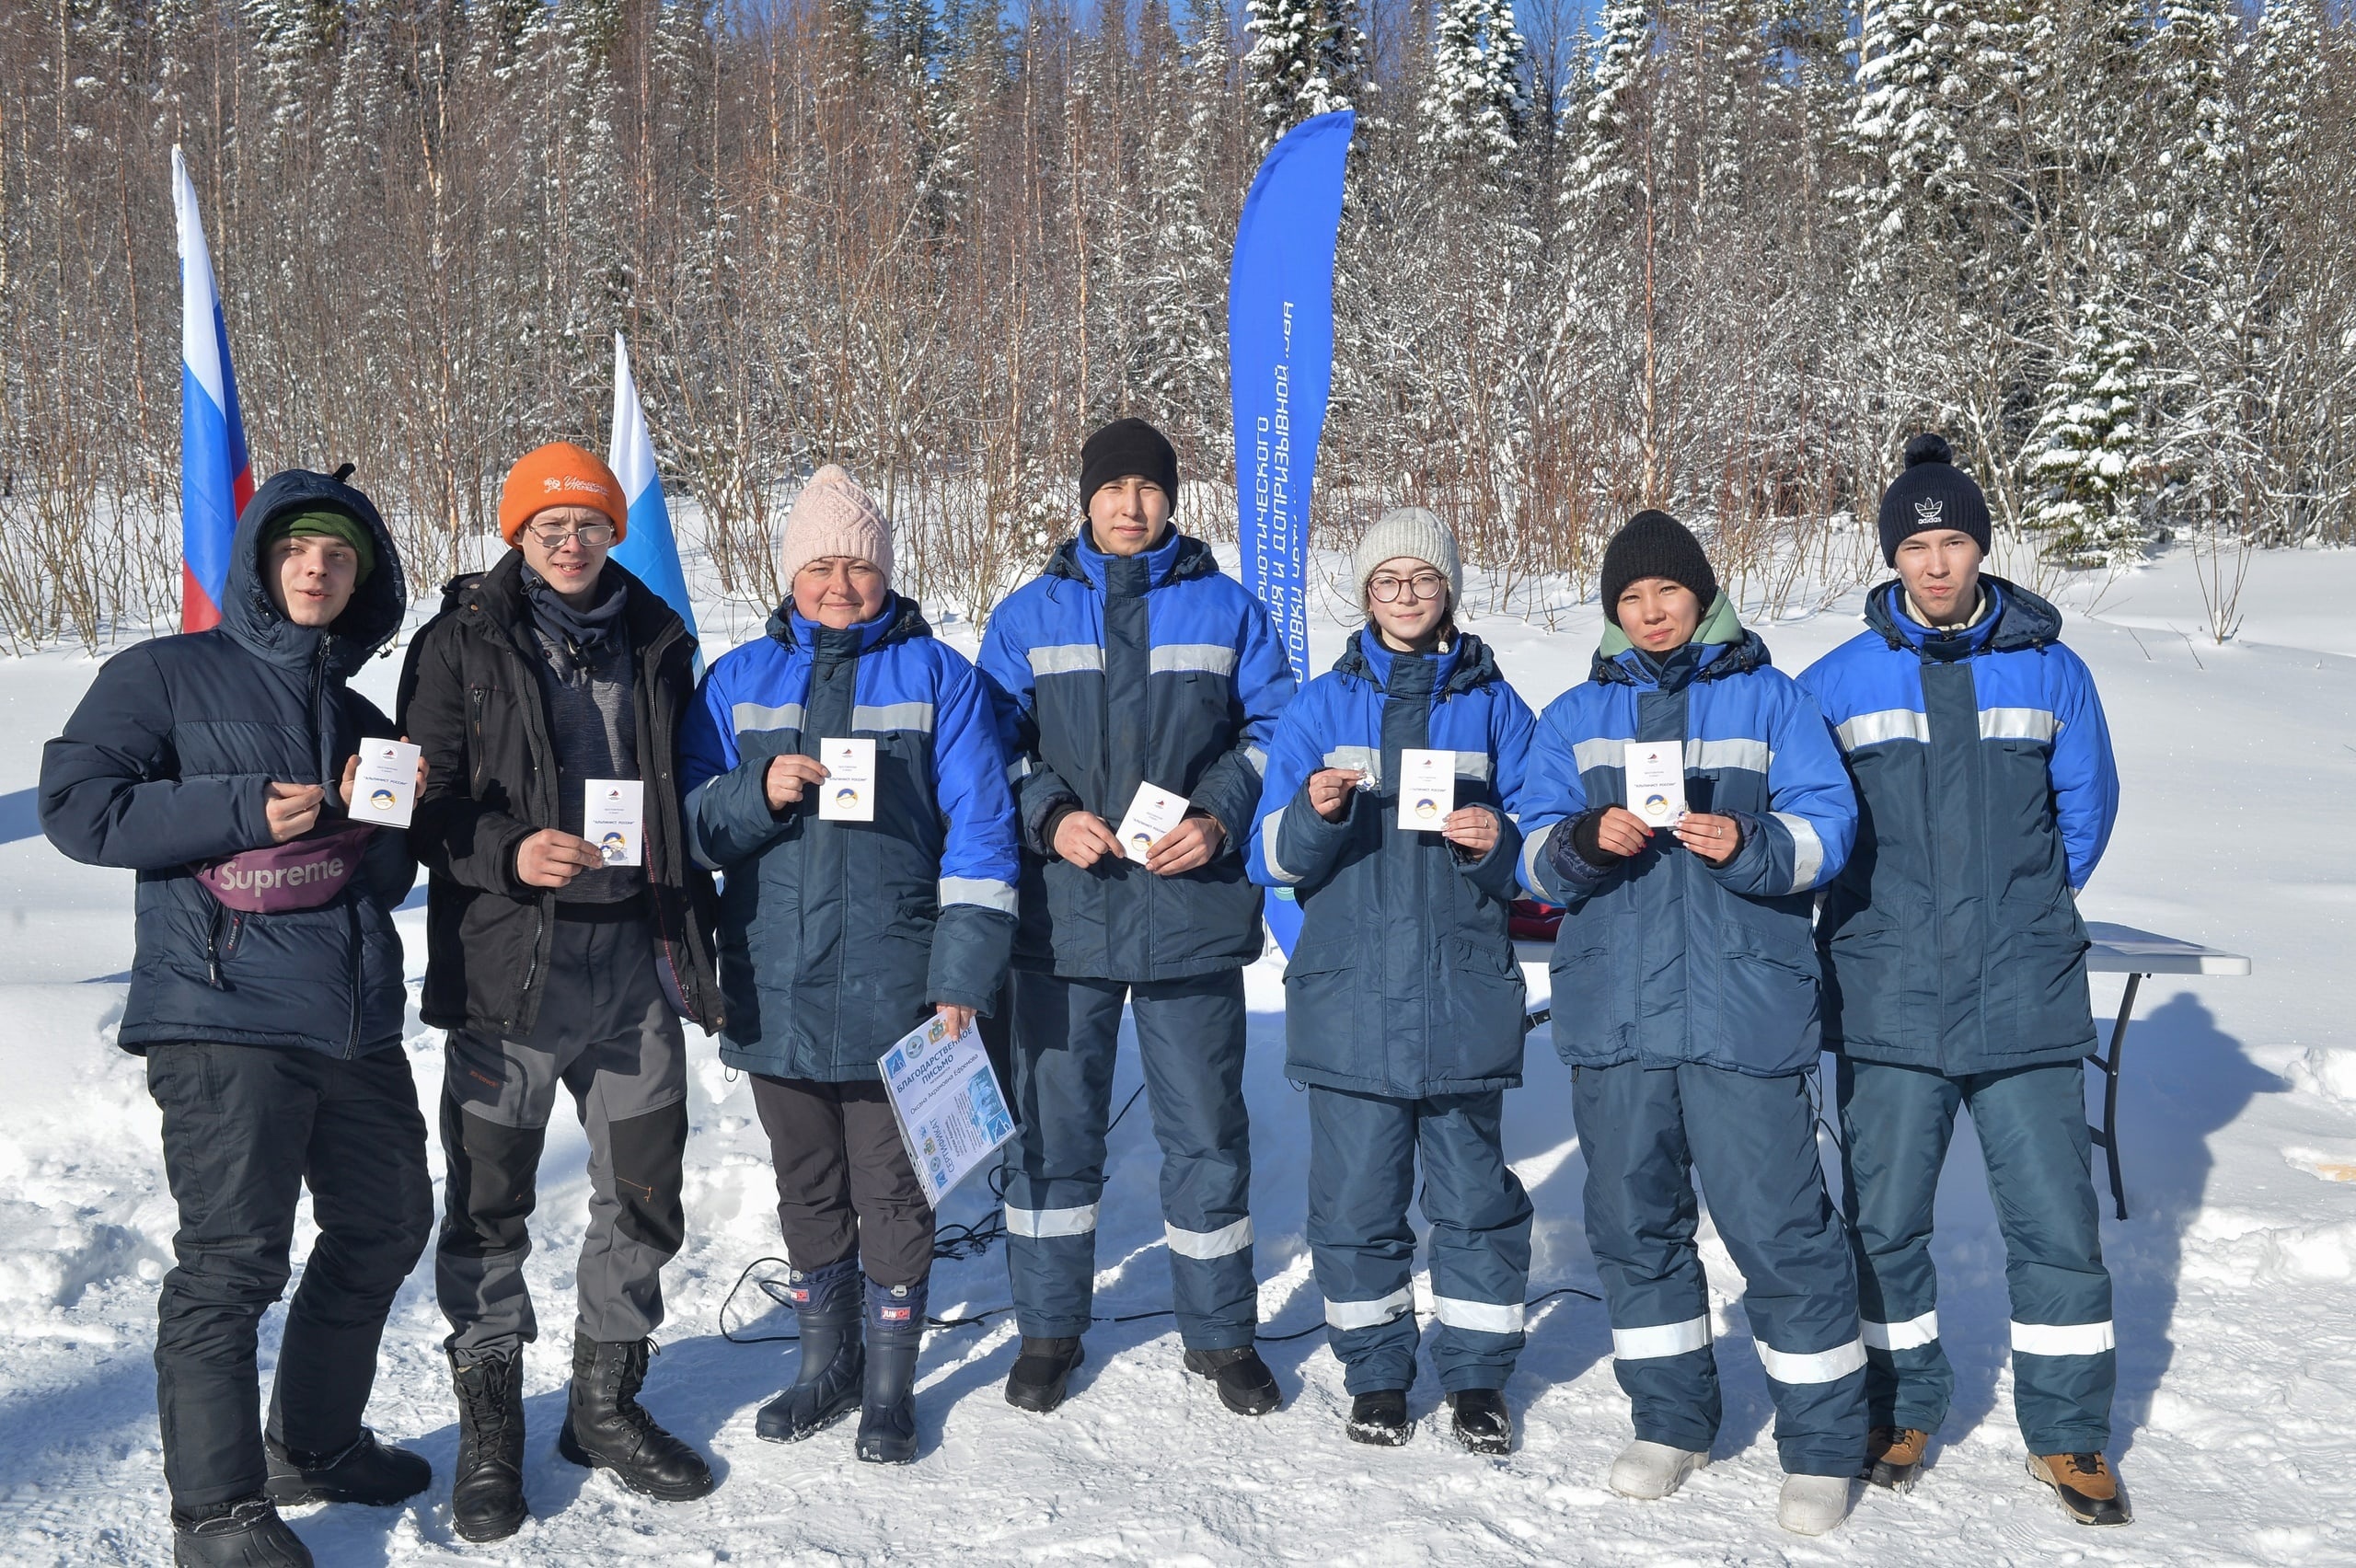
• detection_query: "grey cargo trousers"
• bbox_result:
[436,906,690,1357]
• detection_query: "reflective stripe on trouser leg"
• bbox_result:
[1837,1055,1962,1435]
[1132,972,1258,1350]
[1416,1090,1533,1393]
[1678,1063,1868,1478]
[1572,1062,1722,1455]
[1307,1086,1421,1394]
[1968,1062,2116,1453]
[1002,972,1126,1339]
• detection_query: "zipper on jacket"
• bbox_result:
[343,900,364,1058]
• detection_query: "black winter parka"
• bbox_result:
[396,550,721,1040]
[40,467,416,1057]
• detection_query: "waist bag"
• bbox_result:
[193,823,375,913]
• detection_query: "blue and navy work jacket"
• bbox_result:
[977,527,1295,983]
[1796,577,2119,1074]
[1251,630,1536,1098]
[1519,609,1856,1078]
[679,594,1018,1082]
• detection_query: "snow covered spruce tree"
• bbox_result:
[2025,297,2154,567]
[1242,0,1369,144]
[1416,0,1530,170]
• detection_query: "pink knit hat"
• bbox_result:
[780,464,895,587]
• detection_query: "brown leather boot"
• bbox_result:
[2028,1451,2131,1527]
[1865,1424,1930,1490]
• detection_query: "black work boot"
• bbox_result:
[263,1427,432,1509]
[1448,1388,1513,1455]
[854,1277,926,1465]
[1345,1389,1412,1447]
[447,1349,528,1543]
[756,1256,865,1443]
[557,1338,716,1502]
[1183,1344,1282,1415]
[170,1496,313,1567]
[1004,1336,1086,1413]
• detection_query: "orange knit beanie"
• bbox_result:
[498,442,628,544]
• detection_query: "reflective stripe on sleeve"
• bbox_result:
[940,877,1017,914]
[1519,820,1559,897]
[1261,808,1300,885]
[1027,643,1104,676]
[1757,1335,1867,1385]
[1772,811,1826,893]
[1005,755,1034,784]
[1324,1286,1414,1332]
[732,700,805,735]
[2010,1319,2114,1356]
[1004,1203,1099,1239]
[1980,707,2060,743]
[1862,1310,1940,1352]
[1430,1295,1525,1334]
[1164,1216,1253,1260]
[1451,753,1494,781]
[850,701,934,733]
[1834,708,1930,751]
[1611,1315,1713,1361]
[1149,643,1240,676]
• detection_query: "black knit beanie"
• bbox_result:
[1600,510,1718,625]
[1877,433,1992,565]
[1080,418,1180,514]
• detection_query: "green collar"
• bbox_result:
[1598,590,1743,659]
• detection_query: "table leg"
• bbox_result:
[2086,972,2142,1222]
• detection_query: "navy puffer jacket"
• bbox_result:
[40,469,415,1056]
[1250,631,1536,1097]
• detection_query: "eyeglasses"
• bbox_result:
[527,521,618,548]
[1368,571,1448,604]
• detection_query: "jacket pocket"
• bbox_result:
[1281,937,1360,1083]
[1717,944,1822,1071]
[1440,936,1528,1084]
[1548,940,1626,1062]
[1996,894,2093,1055]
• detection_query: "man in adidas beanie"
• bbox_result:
[1797,434,2128,1525]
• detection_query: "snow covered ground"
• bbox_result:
[1,544,2351,1565]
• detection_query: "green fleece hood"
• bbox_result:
[1597,590,1744,660]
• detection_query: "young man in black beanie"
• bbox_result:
[1517,510,1867,1536]
[1799,436,2128,1524]
[976,417,1297,1418]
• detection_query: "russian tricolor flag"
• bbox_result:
[172,145,252,635]
[608,332,700,665]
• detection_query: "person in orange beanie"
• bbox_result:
[397,441,722,1538]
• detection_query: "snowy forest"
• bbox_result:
[0,0,2349,642]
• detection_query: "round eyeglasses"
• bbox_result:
[1368,571,1448,604]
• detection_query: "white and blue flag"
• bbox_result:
[608,332,701,667]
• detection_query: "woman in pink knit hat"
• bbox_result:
[679,465,1020,1464]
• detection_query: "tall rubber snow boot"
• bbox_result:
[756,1256,865,1443]
[447,1349,528,1543]
[557,1338,716,1502]
[169,1496,313,1568]
[854,1278,927,1465]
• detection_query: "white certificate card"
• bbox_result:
[1623,742,1687,828]
[347,739,421,828]
[1116,782,1191,862]
[584,779,645,865]
[815,737,878,822]
[1396,748,1457,832]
